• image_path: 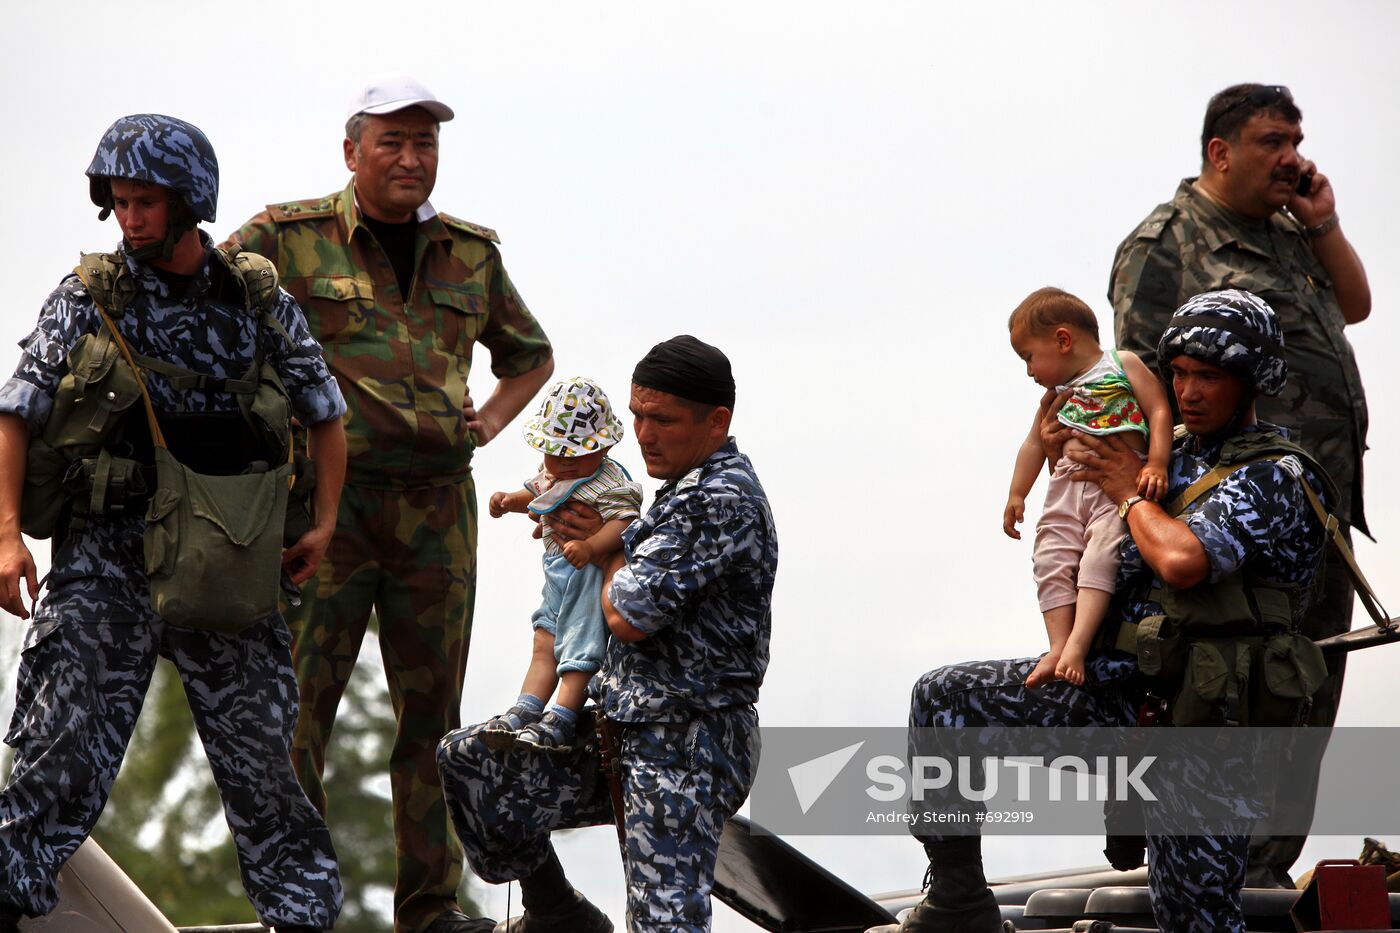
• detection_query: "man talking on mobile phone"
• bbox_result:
[1109,83,1372,888]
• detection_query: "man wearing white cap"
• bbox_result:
[230,73,555,933]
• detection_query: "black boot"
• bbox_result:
[496,849,612,933]
[0,902,23,933]
[893,838,1008,933]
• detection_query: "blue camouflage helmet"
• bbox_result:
[1156,289,1287,396]
[86,114,219,222]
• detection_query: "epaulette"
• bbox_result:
[438,213,500,243]
[1132,202,1178,242]
[676,466,703,492]
[267,197,337,223]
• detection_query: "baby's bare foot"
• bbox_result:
[1055,647,1087,686]
[1025,651,1061,689]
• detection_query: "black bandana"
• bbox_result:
[632,335,735,408]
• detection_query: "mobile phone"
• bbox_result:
[1296,171,1314,196]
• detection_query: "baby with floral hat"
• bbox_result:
[481,377,643,751]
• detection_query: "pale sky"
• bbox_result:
[3,1,1399,928]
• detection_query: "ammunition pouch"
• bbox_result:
[21,329,147,539]
[62,450,152,528]
[240,359,294,465]
[21,440,72,540]
[144,445,292,634]
[1250,631,1328,727]
[1134,631,1327,728]
[1126,574,1319,727]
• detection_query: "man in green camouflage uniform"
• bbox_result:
[1109,83,1371,887]
[229,74,554,933]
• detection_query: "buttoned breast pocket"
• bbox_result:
[429,287,487,358]
[291,275,375,344]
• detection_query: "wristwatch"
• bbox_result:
[1118,495,1145,520]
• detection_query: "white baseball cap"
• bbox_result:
[347,73,455,122]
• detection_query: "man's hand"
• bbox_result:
[1003,496,1026,539]
[0,535,39,620]
[1287,158,1337,228]
[1037,390,1074,465]
[464,390,500,447]
[1064,431,1142,505]
[544,501,604,543]
[1137,464,1168,501]
[282,525,333,586]
[562,538,595,569]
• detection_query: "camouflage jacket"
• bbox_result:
[1109,179,1369,534]
[229,182,552,490]
[0,237,344,622]
[1114,423,1327,631]
[602,440,778,723]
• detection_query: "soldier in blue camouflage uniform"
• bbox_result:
[0,115,346,932]
[870,291,1330,933]
[438,335,777,932]
[1109,84,1372,885]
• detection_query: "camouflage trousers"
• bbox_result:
[438,705,760,932]
[910,655,1252,933]
[0,611,341,928]
[1247,551,1354,885]
[286,480,476,933]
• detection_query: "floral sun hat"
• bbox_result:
[522,376,625,456]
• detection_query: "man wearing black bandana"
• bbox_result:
[437,336,778,932]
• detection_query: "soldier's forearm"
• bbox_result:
[307,417,347,534]
[1310,225,1371,325]
[476,357,556,445]
[0,414,30,540]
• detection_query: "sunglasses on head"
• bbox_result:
[1207,85,1293,139]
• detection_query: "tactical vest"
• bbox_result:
[20,245,310,546]
[1108,429,1337,727]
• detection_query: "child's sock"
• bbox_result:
[487,694,545,733]
[546,704,578,739]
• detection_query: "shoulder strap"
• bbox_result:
[1294,475,1391,629]
[1164,451,1389,629]
[129,352,259,394]
[220,244,281,313]
[438,212,501,243]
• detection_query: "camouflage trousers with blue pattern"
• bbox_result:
[0,611,342,928]
[910,654,1252,933]
[438,705,759,932]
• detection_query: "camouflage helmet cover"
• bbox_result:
[86,114,219,222]
[1156,288,1287,396]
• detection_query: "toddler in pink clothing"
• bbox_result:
[1003,287,1173,687]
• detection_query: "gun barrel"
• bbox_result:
[1315,621,1400,656]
